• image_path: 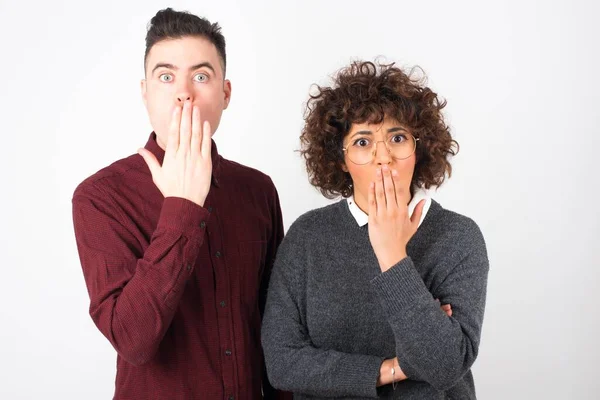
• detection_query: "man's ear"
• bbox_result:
[141,79,147,107]
[223,79,232,109]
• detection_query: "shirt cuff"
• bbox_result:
[336,354,386,398]
[370,257,432,317]
[156,197,210,236]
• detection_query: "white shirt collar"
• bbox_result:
[346,190,431,227]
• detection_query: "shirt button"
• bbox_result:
[225,350,232,356]
[186,264,192,271]
[215,251,221,258]
[208,206,213,213]
[220,300,226,307]
[200,221,206,228]
[228,396,234,400]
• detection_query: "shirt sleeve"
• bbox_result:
[72,183,210,366]
[370,219,489,391]
[259,181,293,400]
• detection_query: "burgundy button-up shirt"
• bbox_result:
[72,133,290,400]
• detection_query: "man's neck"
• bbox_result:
[156,135,167,151]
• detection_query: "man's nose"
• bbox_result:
[175,81,193,104]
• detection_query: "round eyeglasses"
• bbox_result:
[342,133,419,165]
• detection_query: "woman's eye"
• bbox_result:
[391,134,406,143]
[194,73,208,82]
[354,138,370,147]
[159,74,173,82]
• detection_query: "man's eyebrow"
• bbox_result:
[151,62,215,75]
[189,62,215,73]
[151,63,176,74]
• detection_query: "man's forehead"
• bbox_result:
[146,37,223,72]
[150,37,216,55]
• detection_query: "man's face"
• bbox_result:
[142,36,231,149]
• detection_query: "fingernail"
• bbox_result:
[392,169,398,176]
[376,168,381,176]
[383,165,389,171]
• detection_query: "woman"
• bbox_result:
[261,61,489,399]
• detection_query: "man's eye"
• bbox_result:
[159,74,173,82]
[194,73,208,82]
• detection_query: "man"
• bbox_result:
[72,8,288,399]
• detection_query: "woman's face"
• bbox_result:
[342,116,417,212]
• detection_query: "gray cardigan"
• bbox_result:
[261,199,489,399]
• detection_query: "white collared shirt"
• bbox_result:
[346,190,431,227]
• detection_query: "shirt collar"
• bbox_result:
[143,132,222,187]
[346,189,431,227]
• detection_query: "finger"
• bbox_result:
[191,105,202,157]
[368,181,377,219]
[201,120,212,159]
[375,168,385,216]
[138,148,161,178]
[166,106,182,155]
[411,199,426,226]
[440,303,453,317]
[382,165,396,210]
[179,100,192,154]
[391,168,405,207]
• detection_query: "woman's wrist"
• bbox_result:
[377,358,393,386]
[377,357,407,387]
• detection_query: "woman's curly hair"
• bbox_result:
[300,60,458,199]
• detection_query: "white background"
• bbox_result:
[1,0,598,399]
